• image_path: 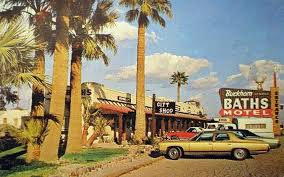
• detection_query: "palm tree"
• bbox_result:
[0,0,53,117]
[39,0,71,162]
[0,19,48,92]
[0,19,49,162]
[170,71,189,102]
[119,0,172,144]
[65,0,118,153]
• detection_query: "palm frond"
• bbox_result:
[170,71,189,85]
[151,9,166,27]
[119,0,137,8]
[0,6,25,22]
[125,9,139,23]
[91,0,119,31]
[0,20,38,73]
[138,13,149,27]
[5,73,51,92]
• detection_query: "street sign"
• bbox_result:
[155,101,176,114]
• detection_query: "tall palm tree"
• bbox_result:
[119,0,172,144]
[0,0,53,117]
[170,71,189,102]
[39,0,71,162]
[65,0,118,153]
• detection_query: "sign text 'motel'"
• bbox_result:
[219,88,272,117]
[155,101,176,114]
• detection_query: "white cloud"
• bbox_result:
[191,73,219,89]
[190,93,203,101]
[105,53,210,82]
[226,73,243,82]
[102,21,160,42]
[225,60,284,95]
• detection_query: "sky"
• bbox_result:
[3,0,284,121]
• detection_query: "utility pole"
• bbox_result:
[151,94,156,139]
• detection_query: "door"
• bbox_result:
[212,133,232,152]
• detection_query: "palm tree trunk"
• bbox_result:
[65,43,83,153]
[82,124,89,147]
[177,83,181,102]
[86,132,97,147]
[134,24,146,144]
[31,49,45,117]
[31,20,45,117]
[40,3,70,161]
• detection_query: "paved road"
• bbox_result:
[121,138,284,177]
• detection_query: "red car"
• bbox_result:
[165,127,203,140]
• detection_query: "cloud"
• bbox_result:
[225,60,284,94]
[190,93,203,101]
[105,53,210,82]
[191,72,219,89]
[102,21,160,42]
[226,73,243,82]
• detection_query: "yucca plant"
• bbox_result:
[86,116,110,147]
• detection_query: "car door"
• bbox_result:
[189,132,213,151]
[212,133,232,152]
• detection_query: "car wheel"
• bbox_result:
[167,147,181,160]
[171,136,179,140]
[232,148,248,160]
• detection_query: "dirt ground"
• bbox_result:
[121,137,284,177]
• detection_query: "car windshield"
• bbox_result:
[186,128,198,133]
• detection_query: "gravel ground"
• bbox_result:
[120,137,284,177]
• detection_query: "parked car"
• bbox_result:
[165,127,202,140]
[225,129,281,149]
[204,123,236,131]
[157,131,270,160]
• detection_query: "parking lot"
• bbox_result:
[121,136,284,177]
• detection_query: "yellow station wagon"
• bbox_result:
[157,131,270,160]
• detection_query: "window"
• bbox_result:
[245,124,266,129]
[3,118,7,124]
[233,132,245,139]
[14,118,18,127]
[208,125,216,129]
[215,133,229,141]
[241,130,259,137]
[196,133,213,141]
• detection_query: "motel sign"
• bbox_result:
[219,88,272,117]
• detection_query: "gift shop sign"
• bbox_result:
[219,88,272,117]
[155,101,176,114]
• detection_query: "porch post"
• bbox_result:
[152,117,157,137]
[118,113,123,144]
[168,118,172,132]
[173,119,177,132]
[161,118,165,136]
